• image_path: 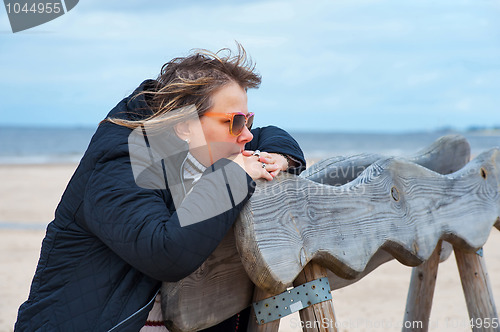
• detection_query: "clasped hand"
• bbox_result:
[231,150,288,181]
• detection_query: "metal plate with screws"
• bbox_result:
[252,277,332,325]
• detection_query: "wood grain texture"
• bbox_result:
[301,134,470,186]
[293,263,338,332]
[328,242,452,293]
[162,229,254,332]
[403,240,442,331]
[307,135,470,290]
[160,135,476,330]
[455,247,499,332]
[236,148,500,294]
[400,136,472,332]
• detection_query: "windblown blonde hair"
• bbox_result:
[104,43,261,131]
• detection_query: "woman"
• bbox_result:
[15,45,305,331]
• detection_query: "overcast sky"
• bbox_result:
[1,0,499,132]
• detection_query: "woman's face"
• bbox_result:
[188,82,254,166]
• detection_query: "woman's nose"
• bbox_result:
[237,126,253,143]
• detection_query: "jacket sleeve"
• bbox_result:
[82,145,254,282]
[246,125,306,174]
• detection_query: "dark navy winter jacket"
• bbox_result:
[15,80,306,331]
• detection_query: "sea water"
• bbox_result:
[1,126,498,164]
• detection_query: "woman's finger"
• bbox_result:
[259,151,272,159]
[261,170,274,181]
[267,153,288,171]
[269,169,281,177]
[263,163,279,172]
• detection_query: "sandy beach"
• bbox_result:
[1,163,499,332]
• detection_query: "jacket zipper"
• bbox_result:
[107,288,160,332]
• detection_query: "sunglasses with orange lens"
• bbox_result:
[203,112,255,136]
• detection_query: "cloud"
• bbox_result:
[1,0,500,131]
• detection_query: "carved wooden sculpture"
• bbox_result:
[299,134,470,289]
[162,135,499,332]
[236,148,500,293]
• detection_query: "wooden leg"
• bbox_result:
[247,286,280,332]
[293,262,338,332]
[403,240,442,331]
[454,247,499,332]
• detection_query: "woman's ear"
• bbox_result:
[174,121,191,141]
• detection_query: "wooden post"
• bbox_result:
[293,262,338,332]
[403,240,442,331]
[247,286,280,332]
[454,247,499,332]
